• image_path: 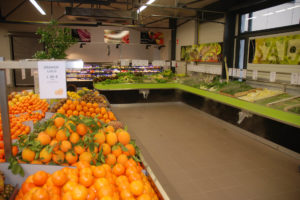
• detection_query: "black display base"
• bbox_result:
[67,81,94,91]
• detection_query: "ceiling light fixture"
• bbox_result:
[275,9,286,13]
[287,5,300,10]
[262,12,274,16]
[137,0,156,14]
[29,0,46,15]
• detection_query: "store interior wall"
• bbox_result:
[176,20,196,61]
[0,24,171,62]
[198,18,225,44]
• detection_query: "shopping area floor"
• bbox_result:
[112,102,300,200]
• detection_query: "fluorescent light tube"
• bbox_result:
[262,12,274,16]
[246,16,257,20]
[29,0,46,15]
[137,0,156,14]
[275,9,286,13]
[287,5,300,10]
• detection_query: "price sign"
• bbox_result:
[171,61,176,67]
[228,68,233,77]
[270,72,276,82]
[132,60,148,66]
[22,121,34,131]
[291,73,298,85]
[232,68,237,77]
[38,61,67,99]
[120,59,130,66]
[21,68,26,80]
[252,70,258,80]
[152,60,166,66]
[242,69,247,79]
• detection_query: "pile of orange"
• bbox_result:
[56,100,116,123]
[17,115,136,167]
[15,159,158,200]
[9,95,49,115]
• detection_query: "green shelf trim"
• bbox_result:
[94,83,300,128]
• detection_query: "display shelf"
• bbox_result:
[94,83,300,128]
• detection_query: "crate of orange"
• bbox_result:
[56,99,116,123]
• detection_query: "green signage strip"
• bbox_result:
[94,83,300,128]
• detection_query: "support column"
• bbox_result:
[0,69,12,159]
[222,12,236,78]
[169,18,177,73]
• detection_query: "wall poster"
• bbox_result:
[72,29,91,42]
[180,42,222,62]
[141,32,164,45]
[250,34,300,65]
[104,30,129,44]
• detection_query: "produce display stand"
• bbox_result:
[94,83,300,128]
[0,60,170,200]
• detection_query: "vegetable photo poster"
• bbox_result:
[72,29,91,42]
[251,34,300,65]
[180,42,222,62]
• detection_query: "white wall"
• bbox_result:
[198,18,225,44]
[0,24,171,62]
[176,20,196,60]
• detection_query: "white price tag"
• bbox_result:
[120,59,130,66]
[232,68,237,77]
[152,60,166,67]
[171,61,176,67]
[291,73,298,85]
[270,72,276,82]
[252,70,258,80]
[22,121,34,131]
[45,112,54,119]
[228,68,233,77]
[38,61,67,99]
[21,68,26,80]
[242,69,247,79]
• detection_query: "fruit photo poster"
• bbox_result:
[72,29,91,42]
[140,32,164,45]
[104,30,130,44]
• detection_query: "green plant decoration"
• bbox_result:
[33,20,77,59]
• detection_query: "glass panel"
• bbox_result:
[241,0,300,32]
[239,40,245,69]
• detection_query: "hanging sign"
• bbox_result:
[21,68,26,80]
[38,61,67,99]
[252,70,258,80]
[269,72,276,82]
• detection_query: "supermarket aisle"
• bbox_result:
[112,102,300,200]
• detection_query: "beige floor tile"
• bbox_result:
[112,103,300,200]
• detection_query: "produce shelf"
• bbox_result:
[94,83,300,128]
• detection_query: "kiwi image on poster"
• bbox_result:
[180,42,223,63]
[251,34,300,65]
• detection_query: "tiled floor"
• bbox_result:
[112,102,300,200]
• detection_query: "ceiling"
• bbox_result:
[0,0,291,29]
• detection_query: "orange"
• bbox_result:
[62,191,73,200]
[79,173,94,187]
[80,101,87,107]
[83,106,88,112]
[79,111,85,116]
[92,103,98,109]
[52,170,68,187]
[60,141,72,152]
[93,166,106,178]
[128,173,142,182]
[87,102,92,108]
[105,154,116,166]
[94,178,109,190]
[66,100,72,105]
[72,184,88,200]
[112,163,125,176]
[33,171,48,186]
[12,146,18,156]
[95,108,101,114]
[52,150,65,164]
[31,160,43,164]
[66,110,72,116]
[100,144,111,156]
[105,125,114,132]
[74,145,85,155]
[56,130,67,141]
[66,152,78,164]
[73,110,79,116]
[124,144,136,156]
[101,107,107,115]
[54,117,65,128]
[70,132,80,144]
[37,132,51,145]
[137,194,151,200]
[39,148,52,163]
[126,166,137,177]
[45,125,57,138]
[117,130,130,145]
[62,181,78,193]
[21,182,35,194]
[80,167,93,176]
[50,140,59,151]
[22,148,35,162]
[76,123,87,136]
[69,104,76,111]
[120,189,133,200]
[89,107,95,113]
[79,152,92,163]
[112,146,122,157]
[76,105,82,111]
[87,187,96,200]
[106,132,117,146]
[97,185,113,199]
[117,154,128,165]
[62,104,69,110]
[32,187,49,200]
[130,180,144,196]
[94,131,106,145]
